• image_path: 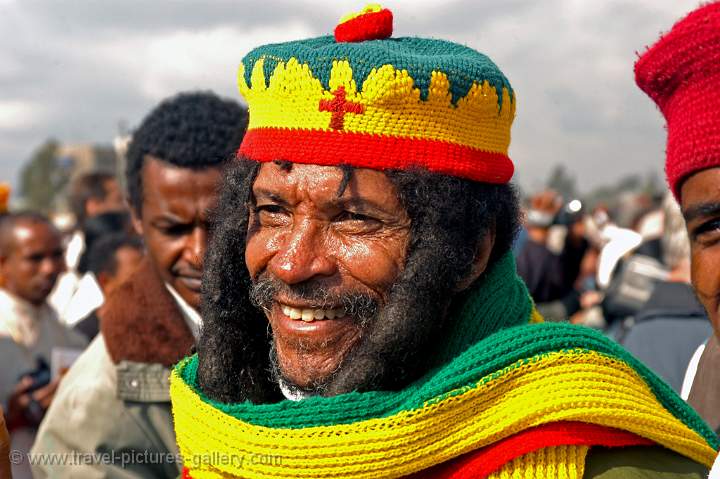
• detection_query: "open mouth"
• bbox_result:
[279,303,346,322]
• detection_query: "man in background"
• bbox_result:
[49,172,126,325]
[32,91,247,478]
[0,213,87,479]
[635,0,720,435]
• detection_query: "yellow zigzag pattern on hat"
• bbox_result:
[238,58,515,155]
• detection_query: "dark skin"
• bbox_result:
[246,162,493,390]
[247,163,495,390]
[681,167,720,335]
[0,405,9,478]
[0,220,65,429]
[0,221,65,306]
[247,163,412,388]
[131,157,221,309]
[6,375,60,430]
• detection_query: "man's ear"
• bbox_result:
[454,226,495,292]
[130,206,143,237]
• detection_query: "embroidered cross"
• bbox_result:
[318,86,364,130]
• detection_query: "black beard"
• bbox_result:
[249,263,455,396]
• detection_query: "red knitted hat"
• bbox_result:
[635,2,720,200]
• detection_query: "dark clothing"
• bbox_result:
[688,334,720,435]
[621,282,711,393]
[602,254,668,325]
[516,236,587,304]
[618,281,712,393]
[73,309,100,341]
[584,445,708,478]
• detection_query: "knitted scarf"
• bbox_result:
[171,254,718,478]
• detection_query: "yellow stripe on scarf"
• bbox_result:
[171,349,715,478]
[487,445,589,479]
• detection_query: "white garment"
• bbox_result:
[711,452,720,479]
[47,231,85,322]
[278,377,313,401]
[165,283,202,340]
[58,273,104,327]
[681,342,707,400]
[0,289,86,354]
[596,224,643,289]
[47,271,80,325]
[64,230,84,271]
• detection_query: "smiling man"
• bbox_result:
[635,2,720,439]
[171,7,717,478]
[31,92,247,478]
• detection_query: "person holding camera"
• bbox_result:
[0,213,87,478]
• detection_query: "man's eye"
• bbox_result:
[256,205,290,226]
[161,224,191,236]
[333,211,382,233]
[693,219,720,244]
[257,205,286,214]
[335,211,374,222]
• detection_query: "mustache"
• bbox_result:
[249,272,379,322]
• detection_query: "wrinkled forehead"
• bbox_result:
[251,162,405,212]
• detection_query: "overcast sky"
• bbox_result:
[0,0,704,194]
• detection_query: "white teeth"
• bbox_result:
[280,304,345,322]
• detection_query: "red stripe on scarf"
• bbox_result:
[409,421,655,479]
[182,422,654,479]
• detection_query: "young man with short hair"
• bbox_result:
[31,92,247,478]
[0,213,86,479]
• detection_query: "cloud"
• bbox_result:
[0,100,45,130]
[0,0,705,195]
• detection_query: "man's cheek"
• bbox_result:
[336,240,404,289]
[246,231,283,276]
[691,248,720,323]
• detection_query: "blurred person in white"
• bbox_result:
[48,171,125,326]
[0,212,87,479]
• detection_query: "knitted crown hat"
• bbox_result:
[635,2,720,199]
[237,4,515,183]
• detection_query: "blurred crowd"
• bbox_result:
[1,158,712,477]
[1,2,720,478]
[515,189,711,394]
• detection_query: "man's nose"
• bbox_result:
[268,219,337,285]
[183,226,206,269]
